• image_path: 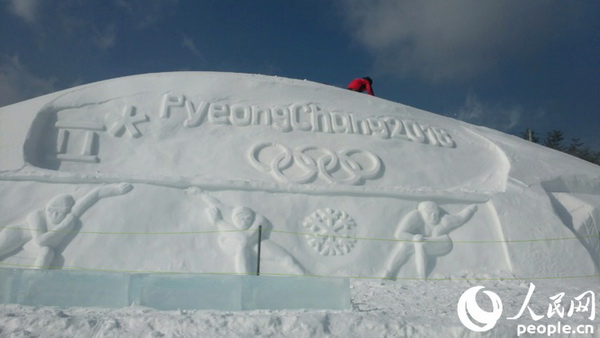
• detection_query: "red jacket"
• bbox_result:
[347,78,374,96]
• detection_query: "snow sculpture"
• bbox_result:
[302,208,357,256]
[549,193,600,269]
[54,120,105,163]
[0,183,133,269]
[105,105,148,138]
[248,142,382,185]
[383,201,478,279]
[1,72,599,280]
[199,192,304,275]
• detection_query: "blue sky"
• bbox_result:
[1,0,599,148]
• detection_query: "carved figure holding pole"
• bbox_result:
[194,190,304,275]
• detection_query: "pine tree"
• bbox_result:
[520,129,599,166]
[543,130,565,151]
[566,138,584,154]
[566,138,600,164]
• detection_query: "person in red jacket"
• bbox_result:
[347,77,375,96]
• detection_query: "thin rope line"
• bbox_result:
[0,225,253,236]
[1,225,598,244]
[271,229,600,244]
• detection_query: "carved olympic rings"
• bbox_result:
[248,142,382,185]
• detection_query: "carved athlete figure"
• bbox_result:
[0,183,133,268]
[198,192,304,275]
[383,201,477,279]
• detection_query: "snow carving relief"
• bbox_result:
[193,190,304,275]
[248,142,382,185]
[53,120,105,163]
[383,201,478,279]
[302,208,357,256]
[105,105,148,138]
[0,183,133,269]
[158,93,456,147]
[28,91,458,174]
[45,104,148,165]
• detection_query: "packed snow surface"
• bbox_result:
[0,278,598,337]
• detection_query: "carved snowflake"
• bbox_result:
[302,208,357,256]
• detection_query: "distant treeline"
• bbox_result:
[520,129,600,165]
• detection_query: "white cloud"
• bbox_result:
[93,24,117,50]
[115,0,179,29]
[454,91,523,131]
[7,1,179,51]
[7,0,39,23]
[0,55,57,107]
[339,0,582,83]
[181,34,203,59]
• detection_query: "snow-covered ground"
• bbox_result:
[0,72,599,336]
[0,277,598,337]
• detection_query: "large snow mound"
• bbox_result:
[0,72,599,280]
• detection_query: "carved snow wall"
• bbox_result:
[0,72,597,279]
